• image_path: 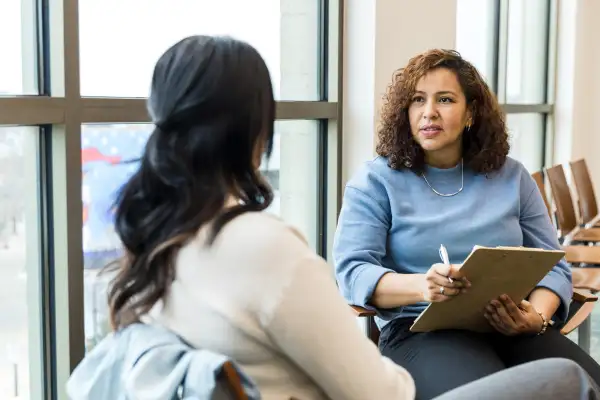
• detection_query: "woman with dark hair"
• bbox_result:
[333,48,600,399]
[106,34,417,399]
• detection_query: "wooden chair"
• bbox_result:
[545,164,600,244]
[537,166,600,353]
[222,362,298,400]
[222,361,250,400]
[570,159,600,228]
[532,171,553,221]
[350,288,598,347]
[532,170,600,268]
[532,168,600,290]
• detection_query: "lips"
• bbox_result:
[420,124,443,139]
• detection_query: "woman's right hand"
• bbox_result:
[421,263,470,303]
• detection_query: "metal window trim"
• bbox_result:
[0,97,65,125]
[0,97,339,125]
[490,0,502,94]
[47,0,85,399]
[544,0,559,168]
[495,0,510,103]
[328,0,343,265]
[501,104,553,114]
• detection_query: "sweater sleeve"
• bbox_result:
[520,172,572,322]
[332,185,395,310]
[263,252,415,400]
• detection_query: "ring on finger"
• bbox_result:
[439,286,445,295]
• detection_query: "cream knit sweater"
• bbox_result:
[152,212,415,400]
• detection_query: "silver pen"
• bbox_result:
[439,244,453,283]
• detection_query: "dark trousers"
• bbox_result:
[379,318,600,400]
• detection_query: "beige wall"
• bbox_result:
[342,0,457,186]
[554,0,600,195]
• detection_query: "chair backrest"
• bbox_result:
[531,171,552,219]
[545,164,578,234]
[569,159,598,225]
[222,361,250,400]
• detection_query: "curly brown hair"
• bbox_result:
[376,49,509,174]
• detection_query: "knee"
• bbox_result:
[531,358,587,381]
[541,357,581,370]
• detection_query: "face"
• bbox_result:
[408,68,472,162]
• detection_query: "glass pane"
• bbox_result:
[0,126,43,399]
[79,1,320,100]
[261,120,320,250]
[506,113,545,173]
[81,124,152,350]
[505,0,549,103]
[82,121,319,346]
[0,0,39,94]
[456,0,498,90]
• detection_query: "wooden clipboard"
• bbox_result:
[409,246,565,333]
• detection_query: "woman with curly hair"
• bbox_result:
[333,49,600,399]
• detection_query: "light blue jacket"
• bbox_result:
[66,323,260,400]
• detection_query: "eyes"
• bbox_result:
[411,95,455,104]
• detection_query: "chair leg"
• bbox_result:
[578,315,592,354]
[366,320,374,342]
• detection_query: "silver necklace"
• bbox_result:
[421,159,464,197]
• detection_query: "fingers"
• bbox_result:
[492,300,517,326]
[499,295,522,319]
[485,299,520,335]
[422,280,462,303]
[428,273,464,289]
[484,312,516,336]
[423,264,472,303]
[485,305,512,335]
[428,264,471,288]
[425,276,467,302]
[431,263,471,286]
[428,286,462,301]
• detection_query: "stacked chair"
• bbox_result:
[350,159,600,354]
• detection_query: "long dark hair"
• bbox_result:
[107,35,275,329]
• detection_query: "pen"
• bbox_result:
[439,244,453,283]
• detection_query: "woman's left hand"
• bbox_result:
[484,294,544,336]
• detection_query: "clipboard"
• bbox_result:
[409,246,565,333]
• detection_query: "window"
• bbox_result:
[82,120,322,348]
[506,114,545,173]
[0,127,44,399]
[1,0,340,394]
[0,0,39,94]
[456,0,554,172]
[456,0,498,90]
[81,124,151,350]
[266,121,321,249]
[505,0,550,104]
[79,0,320,100]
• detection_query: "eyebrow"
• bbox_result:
[413,90,458,96]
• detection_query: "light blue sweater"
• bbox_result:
[333,156,572,330]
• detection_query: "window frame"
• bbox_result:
[493,0,557,171]
[0,0,343,397]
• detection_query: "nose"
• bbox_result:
[422,99,439,120]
